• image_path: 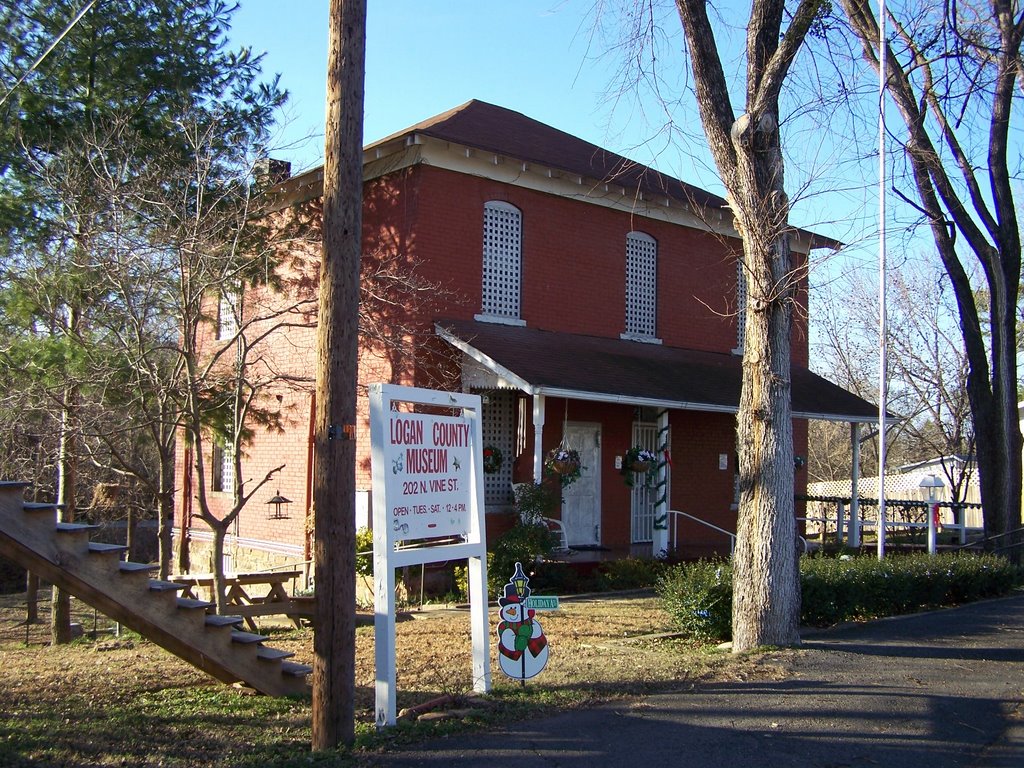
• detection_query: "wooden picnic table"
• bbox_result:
[170,570,305,631]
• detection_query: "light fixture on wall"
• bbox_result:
[266,490,292,520]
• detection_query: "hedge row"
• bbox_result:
[658,553,1023,643]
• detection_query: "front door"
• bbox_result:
[561,422,601,546]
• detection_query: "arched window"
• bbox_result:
[479,201,522,322]
[624,231,657,339]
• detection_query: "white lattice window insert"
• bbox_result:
[735,257,747,354]
[625,232,657,337]
[217,288,240,340]
[480,201,522,320]
[481,390,515,506]
[212,439,235,495]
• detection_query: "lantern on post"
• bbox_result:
[919,474,944,555]
[266,490,292,520]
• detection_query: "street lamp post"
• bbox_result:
[919,474,945,555]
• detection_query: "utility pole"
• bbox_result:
[311,0,366,750]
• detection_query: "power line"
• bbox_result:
[0,0,98,110]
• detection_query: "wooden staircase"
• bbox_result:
[0,481,310,697]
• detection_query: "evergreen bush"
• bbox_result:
[659,553,1022,643]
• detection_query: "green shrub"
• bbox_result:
[596,557,668,591]
[657,560,733,643]
[658,552,1023,644]
[355,527,374,577]
[488,522,559,594]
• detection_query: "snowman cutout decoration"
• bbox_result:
[496,562,549,681]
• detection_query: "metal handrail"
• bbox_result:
[669,509,736,556]
[959,526,1024,558]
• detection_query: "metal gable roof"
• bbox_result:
[436,318,878,423]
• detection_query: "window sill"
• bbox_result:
[474,313,526,327]
[620,333,662,345]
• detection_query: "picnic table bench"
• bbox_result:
[169,570,309,631]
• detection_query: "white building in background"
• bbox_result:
[806,455,983,535]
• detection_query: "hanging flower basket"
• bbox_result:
[482,446,503,474]
[623,447,659,487]
[545,448,582,487]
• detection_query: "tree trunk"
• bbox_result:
[211,524,229,612]
[52,386,78,645]
[732,235,801,650]
[673,0,817,651]
[25,572,39,625]
[158,418,176,579]
[177,448,192,574]
[312,0,365,750]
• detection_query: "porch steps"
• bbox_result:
[0,481,310,697]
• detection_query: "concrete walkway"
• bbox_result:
[364,592,1024,767]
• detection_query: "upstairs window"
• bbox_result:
[623,231,658,340]
[217,287,240,340]
[478,201,523,323]
[211,439,235,495]
[734,258,747,354]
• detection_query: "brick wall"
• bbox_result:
[173,157,814,564]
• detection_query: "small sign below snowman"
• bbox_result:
[496,562,550,682]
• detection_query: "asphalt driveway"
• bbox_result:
[364,592,1024,767]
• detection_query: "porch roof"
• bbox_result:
[435,318,878,423]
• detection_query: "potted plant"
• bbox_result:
[623,446,659,487]
[482,445,503,474]
[545,447,582,487]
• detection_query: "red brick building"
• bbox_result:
[175,100,875,572]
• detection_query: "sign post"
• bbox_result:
[368,384,490,728]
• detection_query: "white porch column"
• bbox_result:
[532,393,545,483]
[849,422,861,548]
[652,408,670,557]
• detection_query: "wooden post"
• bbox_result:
[311,0,366,751]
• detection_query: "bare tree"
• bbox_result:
[839,0,1023,554]
[810,260,976,496]
[663,0,829,651]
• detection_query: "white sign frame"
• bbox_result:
[369,383,490,728]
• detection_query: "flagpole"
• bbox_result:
[877,0,888,560]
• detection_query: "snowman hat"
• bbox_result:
[498,582,523,605]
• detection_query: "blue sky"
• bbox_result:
[232,2,730,199]
[229,1,886,290]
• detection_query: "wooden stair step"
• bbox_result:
[176,597,214,611]
[280,661,313,677]
[23,502,58,512]
[148,579,187,593]
[56,522,99,533]
[205,614,244,628]
[88,542,128,555]
[119,561,159,574]
[256,647,295,662]
[230,630,269,644]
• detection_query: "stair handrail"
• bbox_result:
[669,510,736,556]
[957,526,1024,558]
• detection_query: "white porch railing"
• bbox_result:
[669,510,736,556]
[669,510,809,558]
